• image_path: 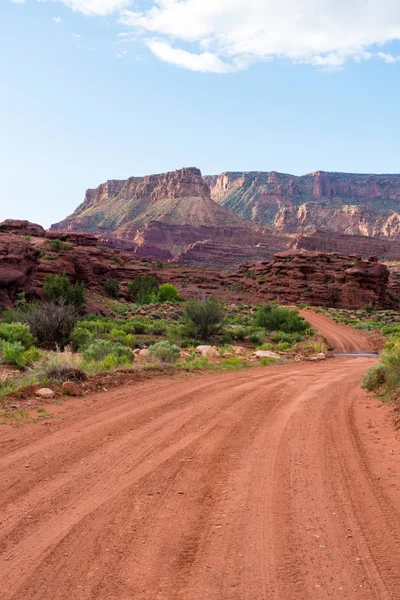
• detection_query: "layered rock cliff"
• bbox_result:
[0,222,397,311]
[51,167,260,259]
[50,167,400,264]
[205,171,400,237]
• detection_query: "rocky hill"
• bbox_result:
[49,167,400,266]
[0,220,397,311]
[205,170,400,236]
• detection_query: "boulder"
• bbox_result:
[36,388,55,399]
[195,345,219,360]
[234,346,246,355]
[62,381,82,396]
[254,350,281,360]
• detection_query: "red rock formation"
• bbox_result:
[293,230,400,260]
[0,234,40,307]
[237,251,395,309]
[0,228,397,311]
[0,220,45,237]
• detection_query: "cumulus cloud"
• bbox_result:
[120,0,400,71]
[14,0,400,71]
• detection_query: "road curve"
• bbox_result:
[300,309,374,353]
[0,355,399,599]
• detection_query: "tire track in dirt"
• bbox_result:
[0,317,399,599]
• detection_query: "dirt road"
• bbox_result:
[300,309,374,353]
[0,319,399,599]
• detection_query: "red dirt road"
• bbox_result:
[0,321,399,599]
[299,309,375,353]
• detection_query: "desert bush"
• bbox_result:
[43,273,85,307]
[103,278,120,298]
[379,346,400,392]
[158,283,179,303]
[231,326,248,341]
[70,326,94,350]
[258,342,274,351]
[37,354,87,384]
[45,239,72,253]
[149,340,180,363]
[254,304,309,334]
[150,321,168,336]
[78,319,113,334]
[106,329,136,348]
[129,319,150,334]
[184,297,225,341]
[128,275,159,304]
[0,322,34,349]
[83,339,134,362]
[0,341,26,368]
[260,357,277,366]
[362,364,387,392]
[22,302,78,349]
[248,329,266,345]
[276,342,292,352]
[272,332,302,344]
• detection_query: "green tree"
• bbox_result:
[43,273,85,307]
[184,297,225,341]
[128,275,159,304]
[159,283,179,303]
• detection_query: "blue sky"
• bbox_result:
[1,0,400,228]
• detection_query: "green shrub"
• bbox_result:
[149,340,180,363]
[38,355,87,384]
[272,332,302,344]
[129,319,150,334]
[0,341,26,368]
[258,342,274,351]
[362,364,387,392]
[43,273,85,307]
[150,321,168,336]
[184,297,225,341]
[101,353,131,370]
[78,319,113,334]
[45,239,72,253]
[106,329,136,348]
[22,302,78,349]
[103,278,120,298]
[260,357,277,366]
[83,339,134,362]
[248,329,266,345]
[254,304,309,334]
[22,346,42,365]
[71,326,94,350]
[231,326,248,341]
[276,342,292,352]
[0,323,34,349]
[128,275,159,304]
[158,283,179,303]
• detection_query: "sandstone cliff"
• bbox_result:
[205,171,400,238]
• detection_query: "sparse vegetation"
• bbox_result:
[184,297,225,341]
[43,273,85,307]
[149,340,180,363]
[254,303,309,334]
[103,278,120,298]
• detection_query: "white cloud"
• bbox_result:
[117,49,127,58]
[120,0,400,71]
[146,40,233,73]
[72,33,81,38]
[53,16,62,23]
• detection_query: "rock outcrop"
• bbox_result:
[293,230,400,260]
[0,220,45,237]
[0,234,41,308]
[0,224,397,311]
[206,171,400,244]
[238,251,395,309]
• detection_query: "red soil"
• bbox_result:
[0,317,399,599]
